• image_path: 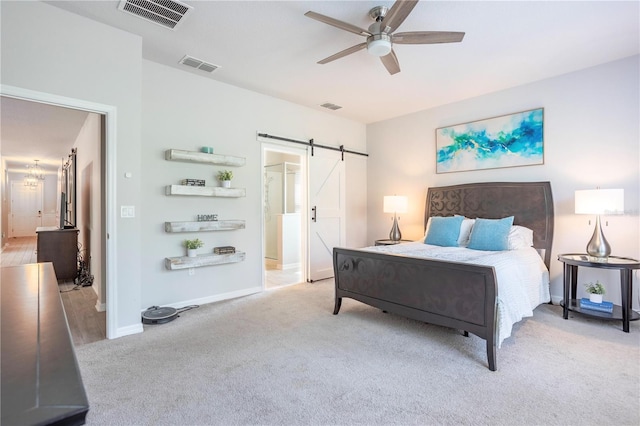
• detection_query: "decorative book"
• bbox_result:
[579,298,614,313]
[181,179,206,186]
[214,246,236,254]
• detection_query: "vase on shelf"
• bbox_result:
[222,180,231,188]
[187,248,197,258]
[589,293,603,304]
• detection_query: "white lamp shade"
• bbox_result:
[383,196,408,214]
[575,189,624,215]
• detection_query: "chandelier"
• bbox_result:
[24,160,45,188]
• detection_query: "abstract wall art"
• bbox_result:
[435,108,544,173]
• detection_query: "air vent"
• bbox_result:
[118,0,193,30]
[179,55,220,73]
[320,102,342,111]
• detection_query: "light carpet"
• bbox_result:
[76,279,639,425]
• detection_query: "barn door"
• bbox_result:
[307,149,345,282]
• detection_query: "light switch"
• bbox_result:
[120,206,135,218]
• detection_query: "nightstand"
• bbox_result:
[558,253,640,332]
[374,239,413,246]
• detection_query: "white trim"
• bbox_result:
[1,84,120,340]
[115,323,144,338]
[149,286,263,311]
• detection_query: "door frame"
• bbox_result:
[1,84,118,339]
[261,140,308,288]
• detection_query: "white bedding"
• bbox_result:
[363,242,550,346]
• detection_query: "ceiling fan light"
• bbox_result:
[367,34,392,57]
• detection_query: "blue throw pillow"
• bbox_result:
[467,216,515,251]
[424,216,464,247]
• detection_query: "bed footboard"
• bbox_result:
[333,247,498,371]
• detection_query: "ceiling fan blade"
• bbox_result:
[380,49,401,75]
[380,0,419,33]
[318,42,367,64]
[393,31,465,44]
[304,11,371,37]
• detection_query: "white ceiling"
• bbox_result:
[1,97,89,174]
[2,0,639,172]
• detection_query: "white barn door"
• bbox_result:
[307,149,345,282]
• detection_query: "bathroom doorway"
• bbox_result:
[263,145,306,289]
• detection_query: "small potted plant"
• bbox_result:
[584,280,605,303]
[184,238,204,257]
[217,170,233,188]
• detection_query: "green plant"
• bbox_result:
[584,281,606,295]
[217,170,233,181]
[184,238,204,250]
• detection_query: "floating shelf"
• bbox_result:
[165,149,245,167]
[166,185,246,197]
[165,220,245,233]
[165,251,246,270]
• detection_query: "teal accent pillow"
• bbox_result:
[467,216,515,251]
[424,216,464,247]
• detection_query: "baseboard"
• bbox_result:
[95,301,106,312]
[148,286,263,312]
[114,323,143,339]
[550,294,562,305]
[276,262,301,271]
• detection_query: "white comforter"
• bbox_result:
[363,242,550,346]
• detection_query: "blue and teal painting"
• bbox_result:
[436,108,544,173]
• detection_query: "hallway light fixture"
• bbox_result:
[383,195,407,241]
[24,160,45,188]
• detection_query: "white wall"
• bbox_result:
[1,1,143,334]
[140,60,367,308]
[74,113,103,308]
[1,1,368,332]
[367,56,640,308]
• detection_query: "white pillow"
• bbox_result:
[458,218,475,246]
[508,225,534,249]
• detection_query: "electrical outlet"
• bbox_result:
[188,268,195,276]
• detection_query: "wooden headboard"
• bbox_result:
[424,181,554,269]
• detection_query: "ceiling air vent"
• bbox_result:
[118,0,193,30]
[179,55,220,73]
[320,102,342,111]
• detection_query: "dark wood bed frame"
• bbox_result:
[332,181,554,371]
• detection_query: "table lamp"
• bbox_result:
[575,188,624,258]
[383,195,408,241]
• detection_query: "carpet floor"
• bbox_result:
[76,279,640,425]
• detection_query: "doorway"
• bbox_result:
[1,86,117,339]
[263,144,307,289]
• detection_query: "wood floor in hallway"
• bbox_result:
[1,236,106,346]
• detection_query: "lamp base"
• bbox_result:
[389,214,402,241]
[586,215,611,258]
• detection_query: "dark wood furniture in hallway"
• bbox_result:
[36,226,79,281]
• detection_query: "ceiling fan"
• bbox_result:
[304,0,465,75]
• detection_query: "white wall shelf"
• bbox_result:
[165,185,246,197]
[165,149,245,167]
[165,220,245,233]
[165,251,246,270]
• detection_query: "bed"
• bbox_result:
[332,181,554,371]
